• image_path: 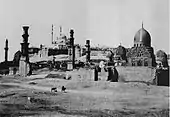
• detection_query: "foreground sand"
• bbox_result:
[0,69,169,117]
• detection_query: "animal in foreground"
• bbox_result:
[61,86,66,92]
[51,87,57,92]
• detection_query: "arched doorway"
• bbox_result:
[137,60,142,66]
[144,61,148,66]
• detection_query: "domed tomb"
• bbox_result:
[114,44,127,66]
[126,23,156,67]
[134,23,151,47]
[156,50,168,67]
[115,45,127,60]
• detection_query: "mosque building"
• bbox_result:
[114,23,156,67]
[51,26,69,49]
[126,23,156,67]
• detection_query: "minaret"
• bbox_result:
[51,24,54,44]
[59,26,62,36]
[67,29,75,70]
[4,39,8,62]
[70,29,75,68]
[19,26,30,77]
[85,40,90,62]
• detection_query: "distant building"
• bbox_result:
[52,26,69,49]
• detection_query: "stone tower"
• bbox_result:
[4,39,9,62]
[85,40,90,62]
[67,29,75,70]
[19,26,30,77]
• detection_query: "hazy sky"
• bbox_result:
[0,0,169,61]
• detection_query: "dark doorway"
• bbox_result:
[137,60,142,66]
[144,61,148,66]
[132,62,135,66]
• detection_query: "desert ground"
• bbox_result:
[0,68,169,117]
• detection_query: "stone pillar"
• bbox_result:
[4,39,9,62]
[85,40,90,63]
[19,26,30,77]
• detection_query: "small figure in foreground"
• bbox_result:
[61,86,66,93]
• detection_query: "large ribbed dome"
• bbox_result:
[134,24,151,47]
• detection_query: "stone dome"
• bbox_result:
[134,24,151,47]
[116,45,126,56]
[156,50,168,67]
[156,50,167,60]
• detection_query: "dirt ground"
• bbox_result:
[0,69,169,117]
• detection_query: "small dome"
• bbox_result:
[156,50,168,67]
[156,50,167,59]
[134,24,151,47]
[116,45,126,56]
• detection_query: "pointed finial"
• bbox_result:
[120,43,121,46]
[51,24,54,44]
[142,21,143,28]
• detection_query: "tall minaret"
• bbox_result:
[51,24,54,44]
[19,26,30,77]
[4,39,8,62]
[59,26,62,36]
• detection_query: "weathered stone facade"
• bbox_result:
[127,46,155,67]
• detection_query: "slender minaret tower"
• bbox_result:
[67,29,75,70]
[70,29,75,68]
[19,26,30,77]
[85,40,90,62]
[51,24,54,44]
[4,39,9,62]
[59,26,62,36]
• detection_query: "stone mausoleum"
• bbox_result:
[126,23,156,67]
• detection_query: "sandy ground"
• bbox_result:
[0,69,169,117]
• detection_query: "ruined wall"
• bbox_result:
[116,66,156,82]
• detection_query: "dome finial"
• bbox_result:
[142,21,143,28]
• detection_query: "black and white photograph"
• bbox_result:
[0,0,169,116]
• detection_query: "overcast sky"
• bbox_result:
[0,0,169,61]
